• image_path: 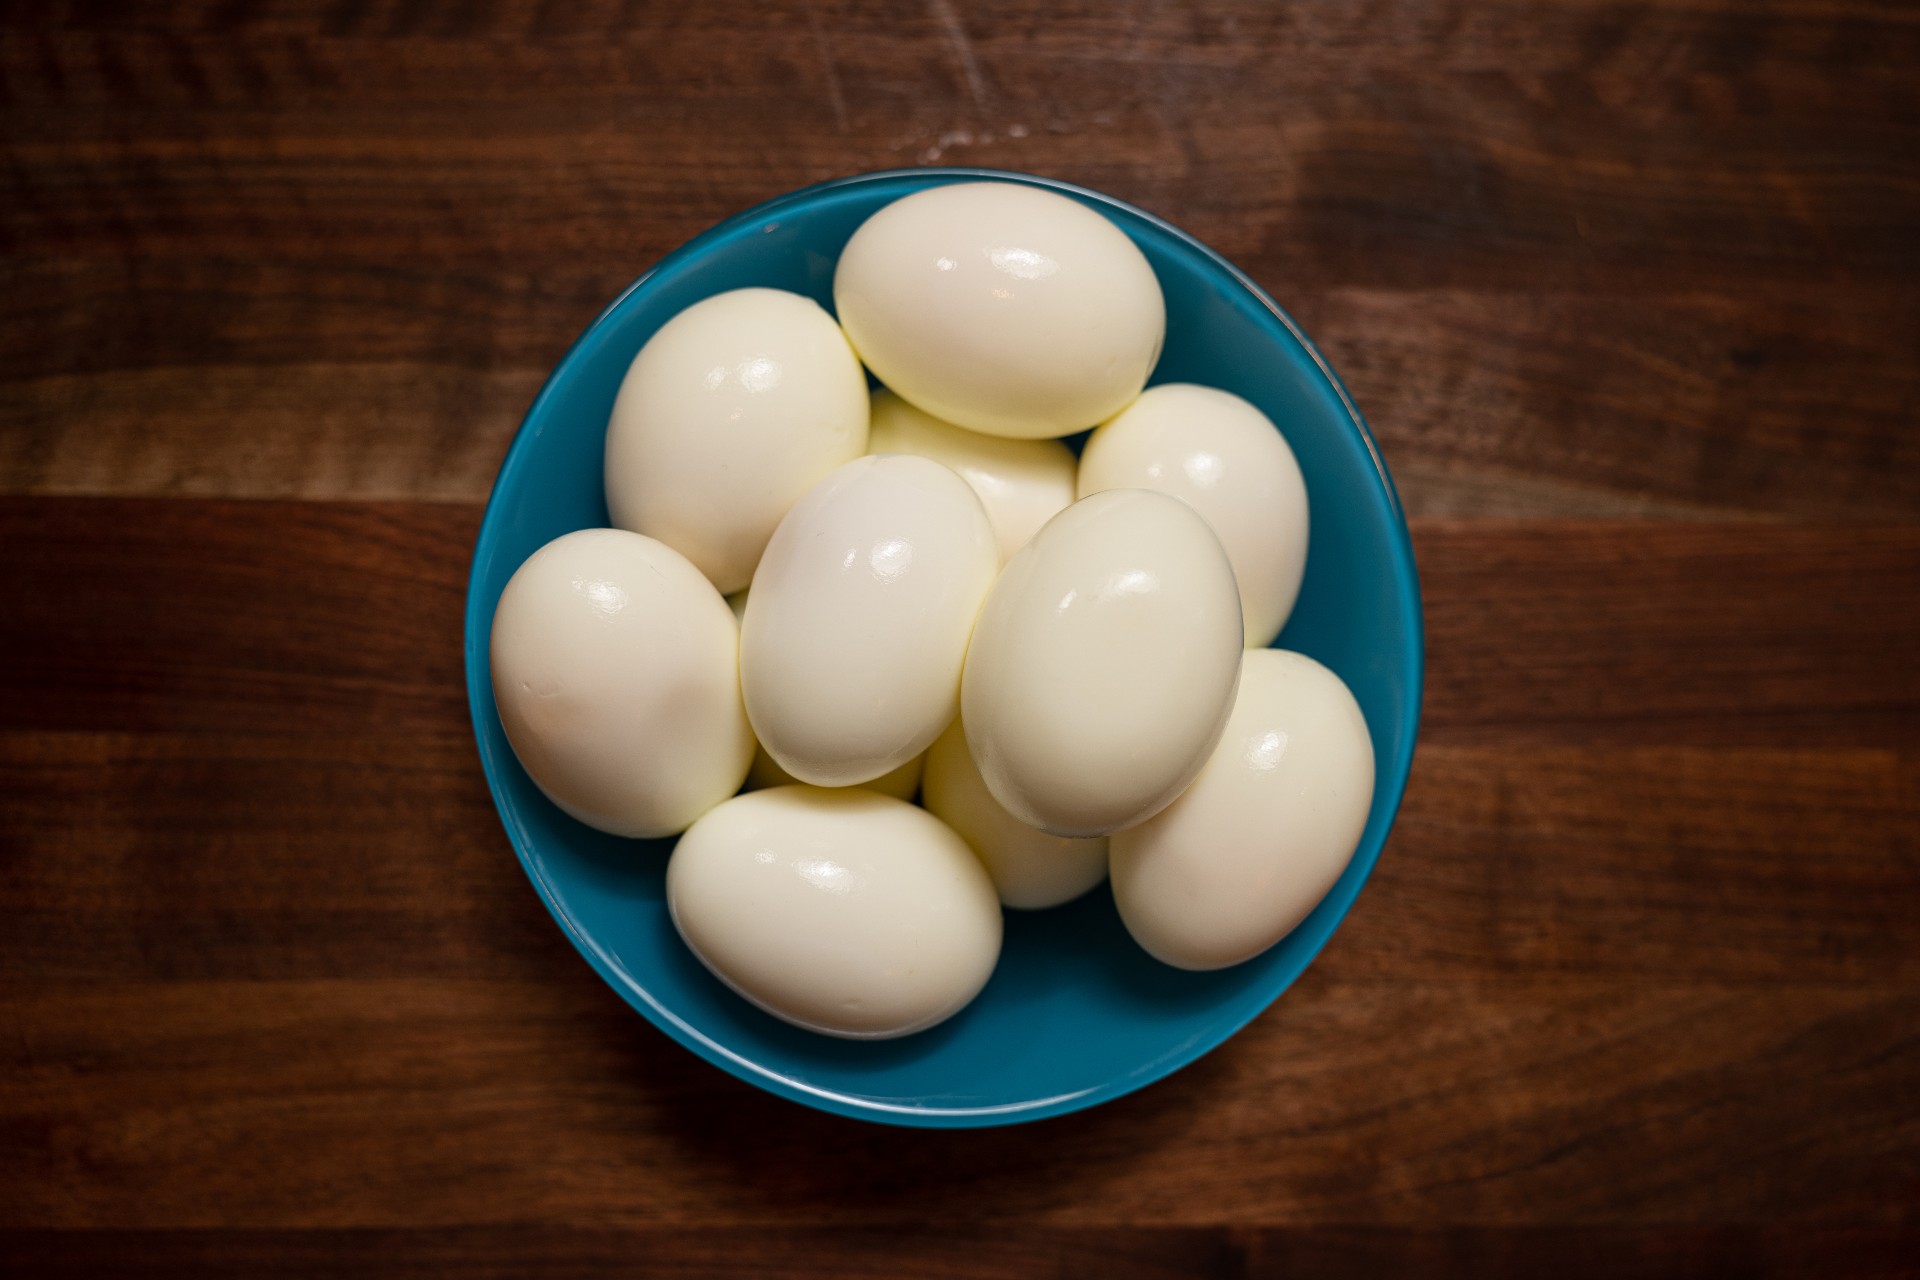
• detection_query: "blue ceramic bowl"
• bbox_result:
[465,168,1422,1127]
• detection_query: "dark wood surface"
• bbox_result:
[2,2,1916,1276]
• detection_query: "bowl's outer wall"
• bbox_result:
[464,169,1423,1127]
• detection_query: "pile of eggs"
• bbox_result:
[490,181,1375,1040]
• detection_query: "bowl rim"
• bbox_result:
[463,166,1425,1127]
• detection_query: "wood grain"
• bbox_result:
[4,499,1914,744]
[8,1225,1916,1280]
[5,14,1912,286]
[4,1,1918,1272]
[0,498,473,737]
[4,734,1914,985]
[5,1,1917,517]
[5,277,1914,515]
[1419,520,1920,746]
[1,497,1914,1245]
[5,976,1916,1227]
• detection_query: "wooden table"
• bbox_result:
[4,3,1916,1275]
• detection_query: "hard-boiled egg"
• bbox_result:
[1111,649,1374,971]
[1078,383,1309,648]
[604,287,868,594]
[745,741,924,802]
[667,786,1003,1039]
[867,389,1077,564]
[961,488,1242,837]
[739,572,920,798]
[742,454,998,787]
[834,182,1165,440]
[489,528,753,838]
[921,719,1108,910]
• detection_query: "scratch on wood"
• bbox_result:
[930,0,987,106]
[803,1,850,135]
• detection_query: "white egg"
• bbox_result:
[1111,649,1375,971]
[867,389,1077,564]
[604,287,869,594]
[489,528,753,838]
[745,741,924,802]
[667,786,1003,1039]
[921,719,1108,910]
[1078,384,1310,648]
[961,488,1243,837]
[742,454,998,787]
[834,182,1166,440]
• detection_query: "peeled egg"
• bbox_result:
[1111,649,1375,971]
[834,182,1166,440]
[961,489,1243,837]
[921,719,1108,910]
[604,287,868,594]
[1078,383,1310,648]
[731,588,928,799]
[746,741,923,802]
[742,454,998,787]
[489,528,753,838]
[867,389,1077,564]
[667,786,1003,1039]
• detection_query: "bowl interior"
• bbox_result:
[464,168,1422,1127]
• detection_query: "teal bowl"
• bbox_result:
[464,168,1422,1127]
